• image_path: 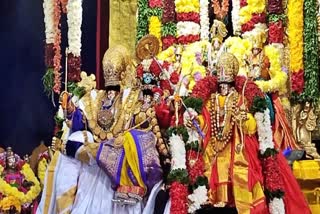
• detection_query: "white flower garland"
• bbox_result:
[169,134,186,170]
[43,0,55,44]
[177,22,201,37]
[254,108,274,154]
[269,198,285,214]
[66,0,83,56]
[188,185,208,213]
[254,108,285,213]
[199,0,209,40]
[231,0,241,35]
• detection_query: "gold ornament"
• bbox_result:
[136,35,160,61]
[77,71,96,92]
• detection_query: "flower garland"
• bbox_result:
[232,0,241,35]
[255,45,287,95]
[53,0,62,94]
[0,163,41,205]
[162,0,177,50]
[239,0,266,33]
[149,16,163,49]
[199,0,209,40]
[0,196,22,213]
[212,0,229,20]
[37,152,50,187]
[234,75,285,213]
[300,0,320,102]
[287,0,304,97]
[66,0,83,82]
[175,0,200,45]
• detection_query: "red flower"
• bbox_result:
[162,61,171,71]
[162,35,176,50]
[45,43,54,67]
[268,0,283,14]
[240,0,248,7]
[67,54,81,82]
[262,156,284,192]
[268,21,284,44]
[176,12,200,23]
[241,13,266,33]
[291,69,304,94]
[235,76,264,107]
[192,76,218,101]
[177,35,200,45]
[136,64,144,78]
[170,182,188,214]
[152,87,164,96]
[160,79,172,93]
[150,59,162,77]
[186,150,205,184]
[149,0,162,8]
[162,0,176,23]
[170,71,180,84]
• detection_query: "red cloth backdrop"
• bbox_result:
[96,0,109,89]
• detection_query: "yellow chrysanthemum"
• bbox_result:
[157,46,176,62]
[0,196,21,213]
[38,157,48,187]
[175,0,200,13]
[149,16,162,49]
[255,45,287,94]
[287,0,304,72]
[239,0,266,24]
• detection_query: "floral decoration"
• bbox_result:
[199,0,210,40]
[149,16,163,49]
[149,0,162,8]
[212,0,229,20]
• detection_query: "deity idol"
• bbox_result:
[37,46,167,214]
[0,147,40,214]
[243,26,299,151]
[187,52,310,213]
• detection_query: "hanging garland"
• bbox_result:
[66,0,83,82]
[53,0,62,94]
[239,0,266,33]
[162,0,177,50]
[199,0,209,40]
[300,0,320,102]
[232,0,241,35]
[287,0,304,98]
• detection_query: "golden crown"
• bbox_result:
[216,53,239,83]
[102,45,131,87]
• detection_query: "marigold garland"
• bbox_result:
[175,0,200,13]
[149,16,163,49]
[239,0,266,25]
[287,0,304,73]
[0,195,22,213]
[0,163,41,205]
[37,156,49,187]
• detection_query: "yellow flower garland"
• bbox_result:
[149,16,162,49]
[255,45,287,94]
[175,0,200,13]
[239,0,266,24]
[0,195,22,213]
[38,157,48,187]
[287,0,304,73]
[0,163,41,205]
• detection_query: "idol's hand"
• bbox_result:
[51,137,64,152]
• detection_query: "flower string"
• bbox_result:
[53,0,62,94]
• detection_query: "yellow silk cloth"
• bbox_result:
[109,0,138,54]
[293,160,320,213]
[119,131,146,190]
[293,160,320,180]
[204,95,265,214]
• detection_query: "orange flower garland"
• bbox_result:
[212,0,229,20]
[53,0,62,94]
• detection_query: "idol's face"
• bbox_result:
[219,83,231,96]
[7,156,16,169]
[107,90,117,100]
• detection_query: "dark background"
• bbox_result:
[0,0,97,156]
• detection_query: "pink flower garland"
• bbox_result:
[53,0,62,94]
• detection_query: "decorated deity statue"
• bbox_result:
[0,148,41,214]
[167,52,311,214]
[37,45,168,214]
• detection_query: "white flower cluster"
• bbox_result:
[231,0,241,35]
[183,108,200,143]
[199,0,209,40]
[169,134,186,170]
[188,185,208,213]
[67,0,82,56]
[177,21,200,37]
[254,108,274,154]
[43,0,55,44]
[269,198,285,214]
